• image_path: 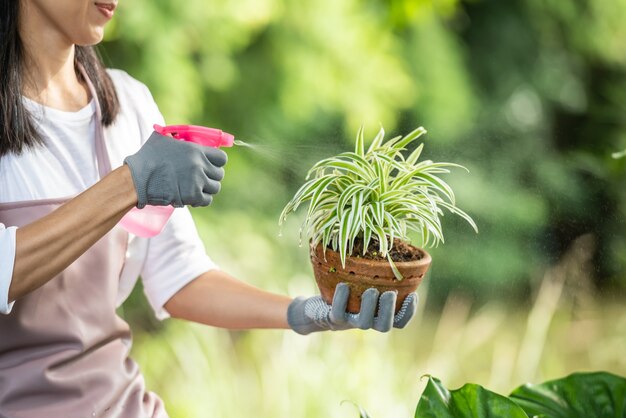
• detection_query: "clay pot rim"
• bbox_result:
[309,240,432,268]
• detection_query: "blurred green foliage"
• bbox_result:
[126,272,626,417]
[104,2,626,416]
[103,0,626,304]
[102,0,625,307]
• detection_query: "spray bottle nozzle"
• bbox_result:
[154,124,235,148]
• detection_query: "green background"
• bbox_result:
[103,0,626,416]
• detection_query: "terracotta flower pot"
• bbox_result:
[310,241,431,314]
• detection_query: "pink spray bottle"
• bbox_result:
[118,124,235,237]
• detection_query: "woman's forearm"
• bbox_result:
[8,165,137,302]
[164,270,293,329]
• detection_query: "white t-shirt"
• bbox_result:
[0,69,218,319]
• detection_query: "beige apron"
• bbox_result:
[0,71,168,418]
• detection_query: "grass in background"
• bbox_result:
[120,213,625,418]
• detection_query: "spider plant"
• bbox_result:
[279,126,477,278]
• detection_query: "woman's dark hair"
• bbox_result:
[0,1,119,157]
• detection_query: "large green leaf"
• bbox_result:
[415,376,527,418]
[509,372,626,418]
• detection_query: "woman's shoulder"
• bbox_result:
[105,68,163,125]
[103,69,164,152]
[106,68,153,104]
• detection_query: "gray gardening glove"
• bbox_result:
[287,283,418,335]
[124,131,228,208]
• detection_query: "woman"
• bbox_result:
[0,0,418,416]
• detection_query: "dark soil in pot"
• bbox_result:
[310,238,431,314]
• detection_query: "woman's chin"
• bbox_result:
[75,28,105,47]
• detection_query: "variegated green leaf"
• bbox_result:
[337,152,377,178]
[362,206,373,255]
[366,125,386,154]
[305,176,338,217]
[387,253,403,280]
[337,183,366,217]
[338,210,353,267]
[438,200,479,233]
[355,125,365,157]
[373,224,389,256]
[406,142,424,165]
[323,160,373,181]
[386,126,427,153]
[372,201,385,227]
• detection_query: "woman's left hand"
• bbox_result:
[287,283,418,335]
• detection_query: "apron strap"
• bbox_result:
[76,63,112,179]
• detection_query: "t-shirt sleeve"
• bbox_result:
[140,208,219,320]
[0,223,17,314]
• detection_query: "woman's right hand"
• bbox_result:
[123,132,228,208]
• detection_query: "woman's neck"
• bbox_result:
[21,48,90,112]
[19,4,90,112]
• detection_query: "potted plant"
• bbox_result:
[279,126,477,313]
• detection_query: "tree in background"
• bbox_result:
[102,0,626,308]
